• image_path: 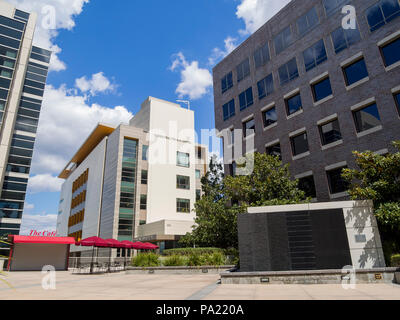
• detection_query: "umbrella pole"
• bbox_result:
[108,247,112,273]
[90,246,94,274]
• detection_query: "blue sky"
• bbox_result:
[6,0,291,234]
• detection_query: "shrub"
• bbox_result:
[391,254,400,267]
[187,254,205,267]
[203,252,226,266]
[163,247,223,256]
[163,255,186,266]
[131,253,160,267]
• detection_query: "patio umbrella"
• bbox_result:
[144,242,159,250]
[105,239,129,272]
[78,236,112,273]
[131,241,146,250]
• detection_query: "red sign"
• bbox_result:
[29,230,57,237]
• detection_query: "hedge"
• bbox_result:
[391,254,400,267]
[162,247,224,256]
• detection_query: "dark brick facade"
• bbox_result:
[213,0,400,202]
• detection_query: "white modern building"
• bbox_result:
[56,97,208,255]
[0,1,51,258]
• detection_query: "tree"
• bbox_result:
[224,153,307,206]
[342,141,400,260]
[180,153,308,249]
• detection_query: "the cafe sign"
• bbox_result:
[29,230,57,237]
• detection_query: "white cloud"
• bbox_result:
[236,0,292,35]
[27,174,63,194]
[20,213,58,235]
[7,0,89,71]
[170,52,213,100]
[209,36,238,66]
[30,83,133,179]
[75,72,116,96]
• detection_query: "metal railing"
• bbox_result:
[68,256,131,274]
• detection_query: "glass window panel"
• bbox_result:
[236,58,250,82]
[312,78,332,102]
[0,16,25,31]
[263,107,277,127]
[279,58,298,85]
[381,37,400,67]
[266,143,282,159]
[367,0,400,31]
[0,25,23,40]
[327,167,348,194]
[254,42,270,68]
[177,152,190,167]
[395,93,400,115]
[239,87,253,111]
[0,35,20,49]
[291,133,309,156]
[343,58,369,86]
[257,74,273,100]
[319,119,342,145]
[331,26,361,54]
[353,104,381,133]
[243,118,255,137]
[177,198,190,213]
[274,26,292,54]
[297,7,319,36]
[221,72,233,93]
[177,175,190,189]
[303,39,327,72]
[298,176,317,198]
[286,93,302,115]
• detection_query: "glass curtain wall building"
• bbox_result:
[0,2,51,250]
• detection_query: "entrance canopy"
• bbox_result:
[8,235,75,245]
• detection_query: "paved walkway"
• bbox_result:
[0,271,399,300]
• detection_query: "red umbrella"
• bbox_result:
[131,241,146,250]
[120,240,135,248]
[144,242,159,249]
[79,236,111,248]
[76,237,111,273]
[106,239,129,248]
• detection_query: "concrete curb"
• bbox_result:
[126,265,235,275]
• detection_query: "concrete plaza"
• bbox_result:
[1,271,400,300]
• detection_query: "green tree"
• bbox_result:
[342,141,400,261]
[224,153,307,206]
[180,153,308,249]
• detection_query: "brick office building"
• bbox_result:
[213,0,400,201]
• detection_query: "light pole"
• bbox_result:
[177,100,191,110]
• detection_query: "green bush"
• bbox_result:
[131,253,160,267]
[187,254,205,267]
[391,254,400,267]
[203,252,226,266]
[163,255,187,266]
[163,247,223,256]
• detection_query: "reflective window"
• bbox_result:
[343,58,369,86]
[141,170,148,185]
[177,198,190,213]
[0,77,10,89]
[223,99,235,121]
[331,25,361,54]
[366,0,400,32]
[0,57,15,68]
[0,46,17,58]
[0,25,22,40]
[243,118,255,137]
[312,77,332,102]
[0,35,20,49]
[221,71,233,94]
[327,167,348,194]
[32,46,51,57]
[23,86,44,97]
[285,93,302,116]
[140,195,147,210]
[262,107,277,127]
[298,175,317,198]
[196,189,201,201]
[323,0,349,16]
[177,175,190,190]
[381,37,400,67]
[257,74,274,100]
[254,42,270,68]
[177,151,190,167]
[291,132,309,156]
[15,9,30,21]
[279,58,299,85]
[0,16,25,31]
[142,145,149,161]
[236,58,250,82]
[319,119,342,145]
[297,7,319,36]
[195,170,201,179]
[274,26,292,55]
[266,143,282,159]
[239,87,254,111]
[353,103,381,133]
[303,39,327,72]
[395,92,400,115]
[30,52,50,63]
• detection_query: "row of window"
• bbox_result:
[68,209,85,228]
[224,35,400,122]
[220,0,400,96]
[22,61,49,97]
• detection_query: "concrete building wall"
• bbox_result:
[57,138,107,251]
[213,0,400,202]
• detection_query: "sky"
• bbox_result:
[5,0,292,234]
